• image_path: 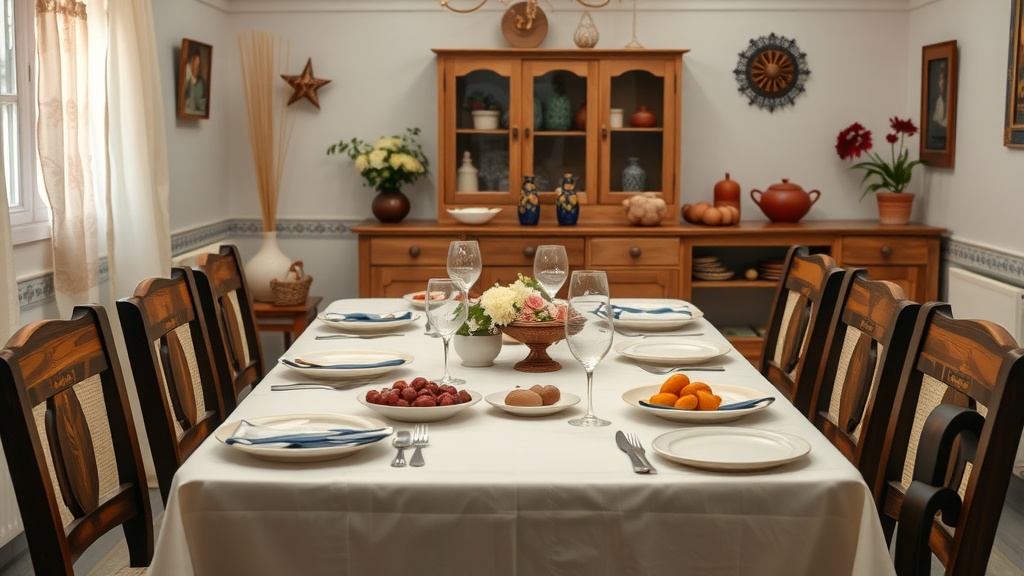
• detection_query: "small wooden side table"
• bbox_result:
[252,296,323,348]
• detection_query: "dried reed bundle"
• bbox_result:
[238,31,295,232]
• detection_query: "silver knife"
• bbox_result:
[615,430,650,474]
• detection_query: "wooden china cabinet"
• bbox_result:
[353,49,947,365]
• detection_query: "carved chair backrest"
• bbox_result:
[0,305,153,575]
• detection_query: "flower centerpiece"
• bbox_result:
[475,274,568,372]
[465,91,502,129]
[836,117,925,224]
[326,127,429,223]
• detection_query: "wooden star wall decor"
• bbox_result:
[281,58,331,108]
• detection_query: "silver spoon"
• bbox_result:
[391,431,412,467]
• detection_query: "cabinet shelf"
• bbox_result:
[455,129,508,135]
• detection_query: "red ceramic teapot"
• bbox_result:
[750,178,820,223]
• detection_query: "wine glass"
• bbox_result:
[447,240,482,296]
[533,245,568,300]
[565,270,614,427]
[425,278,469,386]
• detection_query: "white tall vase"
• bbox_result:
[245,231,293,302]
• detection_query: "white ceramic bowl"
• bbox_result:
[356,390,482,423]
[447,207,502,225]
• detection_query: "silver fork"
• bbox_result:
[625,432,657,474]
[409,424,429,467]
[635,363,726,374]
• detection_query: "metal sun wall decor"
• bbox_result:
[733,34,811,113]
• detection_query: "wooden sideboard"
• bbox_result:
[353,220,946,365]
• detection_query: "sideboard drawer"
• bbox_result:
[841,237,930,265]
[591,237,680,267]
[368,237,455,266]
[476,237,585,266]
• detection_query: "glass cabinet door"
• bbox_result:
[522,60,596,201]
[447,59,516,206]
[598,60,677,206]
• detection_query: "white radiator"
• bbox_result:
[947,267,1024,477]
[0,441,23,547]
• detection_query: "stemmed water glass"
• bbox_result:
[533,245,568,300]
[565,270,614,427]
[424,278,468,385]
[447,240,482,297]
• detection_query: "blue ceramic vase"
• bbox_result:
[519,176,540,225]
[556,174,580,225]
[622,157,646,192]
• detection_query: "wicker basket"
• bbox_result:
[271,261,313,306]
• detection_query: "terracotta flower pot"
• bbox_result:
[876,192,914,225]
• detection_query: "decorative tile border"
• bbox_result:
[18,219,355,308]
[944,239,1024,288]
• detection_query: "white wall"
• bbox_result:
[909,0,1024,256]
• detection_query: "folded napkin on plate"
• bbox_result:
[604,305,692,320]
[323,311,413,323]
[226,419,390,449]
[280,358,406,370]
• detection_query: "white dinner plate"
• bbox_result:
[621,384,772,423]
[318,311,420,333]
[403,291,479,309]
[651,428,811,472]
[614,338,730,365]
[357,390,482,423]
[484,391,581,416]
[280,349,413,380]
[215,413,393,463]
[608,299,704,331]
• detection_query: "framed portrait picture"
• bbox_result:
[177,39,212,120]
[1006,0,1024,147]
[919,41,957,168]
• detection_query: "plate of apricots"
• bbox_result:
[620,373,771,423]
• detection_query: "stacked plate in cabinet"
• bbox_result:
[692,255,735,281]
[757,259,784,282]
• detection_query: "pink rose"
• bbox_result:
[523,293,546,311]
[516,309,536,323]
[553,304,567,321]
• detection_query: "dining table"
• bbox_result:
[146,297,896,576]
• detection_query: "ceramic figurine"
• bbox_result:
[519,176,540,225]
[556,173,580,225]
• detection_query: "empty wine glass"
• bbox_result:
[447,240,482,296]
[425,278,468,386]
[533,245,568,300]
[565,270,614,427]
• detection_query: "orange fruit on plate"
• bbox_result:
[648,392,679,407]
[659,373,691,394]
[674,395,699,410]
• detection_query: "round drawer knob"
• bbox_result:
[524,246,535,258]
[880,245,893,258]
[630,246,642,258]
[409,245,421,257]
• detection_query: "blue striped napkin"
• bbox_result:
[323,311,413,323]
[226,420,391,449]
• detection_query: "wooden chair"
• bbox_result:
[194,244,264,414]
[879,302,1024,575]
[809,270,921,496]
[758,245,845,417]
[117,266,224,505]
[0,305,153,575]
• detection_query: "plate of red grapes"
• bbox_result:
[357,376,481,423]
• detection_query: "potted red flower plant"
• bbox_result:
[836,117,925,224]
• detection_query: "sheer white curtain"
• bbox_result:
[1,140,18,341]
[36,0,99,315]
[105,0,170,297]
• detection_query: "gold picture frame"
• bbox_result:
[1006,0,1024,147]
[920,41,957,168]
[177,39,212,120]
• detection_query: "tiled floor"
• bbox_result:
[1,481,1023,574]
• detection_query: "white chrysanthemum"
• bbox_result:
[368,149,388,169]
[508,280,534,304]
[354,154,369,172]
[389,153,409,170]
[479,286,520,326]
[375,137,401,151]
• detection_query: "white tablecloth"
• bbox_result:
[148,298,895,576]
